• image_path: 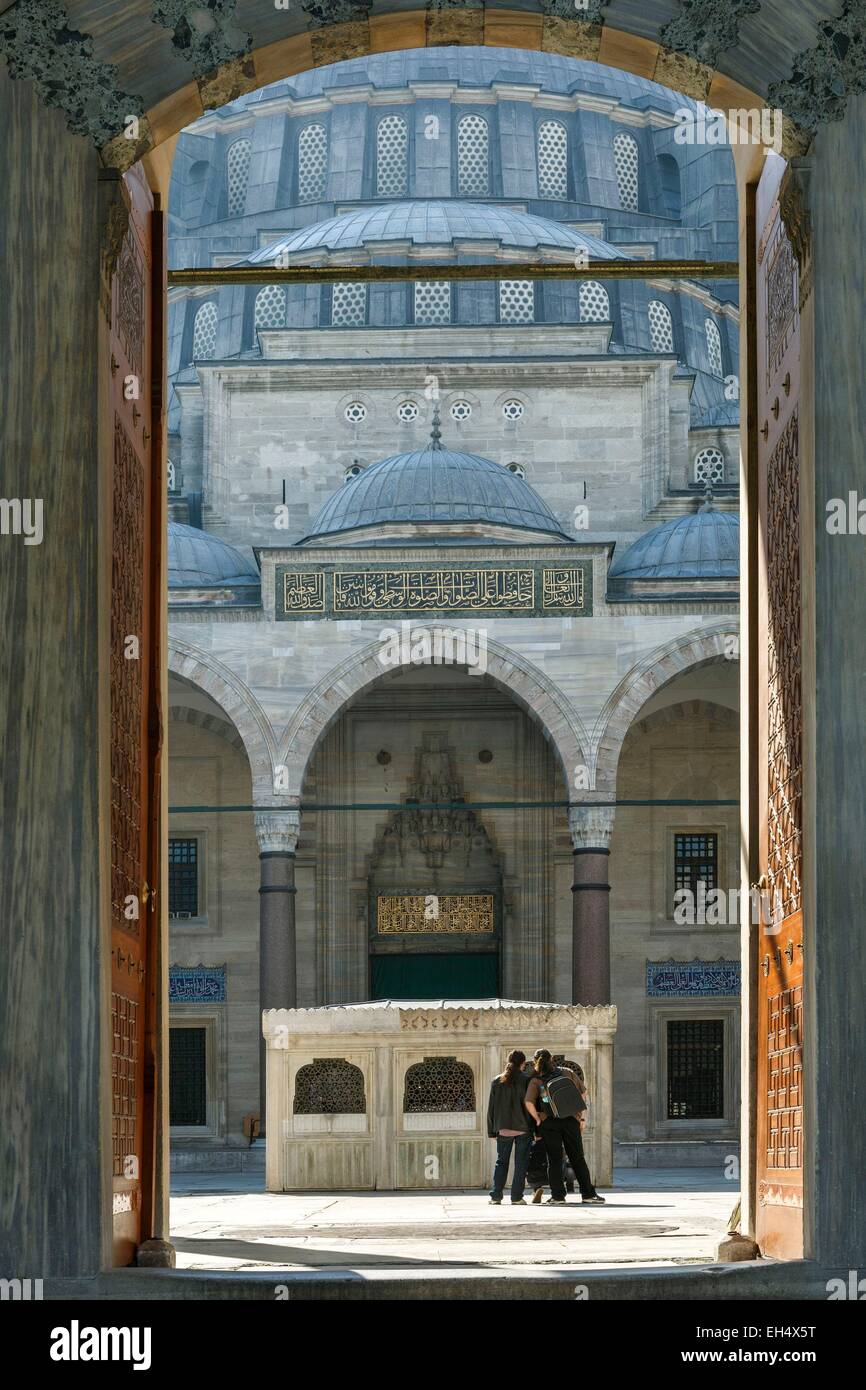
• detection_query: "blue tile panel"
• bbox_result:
[647,960,740,997]
[169,965,227,1003]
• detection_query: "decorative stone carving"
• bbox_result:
[768,1,866,132]
[568,803,616,850]
[375,734,499,873]
[151,0,251,72]
[254,809,300,855]
[779,160,813,309]
[0,0,145,148]
[660,0,760,69]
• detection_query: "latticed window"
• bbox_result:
[499,279,535,324]
[332,282,367,327]
[553,1056,586,1088]
[537,119,568,199]
[294,1058,366,1114]
[648,299,673,352]
[414,281,451,325]
[579,281,610,323]
[694,447,726,485]
[170,1028,207,1126]
[457,113,489,196]
[377,114,408,196]
[226,137,251,217]
[168,838,199,918]
[705,318,724,376]
[192,301,218,359]
[298,122,328,203]
[502,399,524,421]
[667,1019,724,1119]
[613,131,639,211]
[450,399,472,421]
[344,400,367,424]
[254,284,287,331]
[403,1057,476,1113]
[397,400,419,422]
[674,832,718,905]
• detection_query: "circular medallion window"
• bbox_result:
[502,399,524,421]
[507,462,526,479]
[344,464,363,481]
[397,400,418,423]
[344,401,367,424]
[450,399,472,422]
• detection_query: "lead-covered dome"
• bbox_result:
[609,508,739,581]
[168,521,260,589]
[301,418,571,544]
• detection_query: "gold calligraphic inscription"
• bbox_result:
[334,568,535,613]
[542,567,584,609]
[283,570,325,613]
[377,894,494,934]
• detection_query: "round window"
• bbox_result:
[397,400,418,423]
[450,400,472,422]
[507,462,525,479]
[502,399,524,421]
[344,401,367,424]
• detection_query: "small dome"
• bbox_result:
[248,200,629,267]
[609,509,739,580]
[302,419,570,543]
[168,522,260,588]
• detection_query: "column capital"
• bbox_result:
[254,809,300,855]
[568,802,616,851]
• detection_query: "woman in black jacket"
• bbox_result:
[486,1050,532,1205]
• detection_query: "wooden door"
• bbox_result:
[754,156,804,1259]
[107,163,159,1265]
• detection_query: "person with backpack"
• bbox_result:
[486,1049,533,1205]
[524,1049,605,1205]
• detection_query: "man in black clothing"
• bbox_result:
[524,1049,605,1206]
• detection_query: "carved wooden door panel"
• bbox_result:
[754,156,804,1259]
[108,164,156,1266]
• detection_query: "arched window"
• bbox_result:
[648,299,674,352]
[293,1059,366,1115]
[254,284,287,331]
[457,113,489,196]
[331,282,367,327]
[658,153,682,219]
[377,114,408,196]
[499,279,535,324]
[613,131,639,211]
[694,447,726,485]
[298,122,328,203]
[192,301,218,359]
[226,137,251,217]
[579,281,610,323]
[705,318,724,376]
[537,119,568,199]
[403,1057,476,1113]
[414,281,451,325]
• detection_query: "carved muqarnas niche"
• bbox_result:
[403,1056,475,1113]
[294,1058,366,1114]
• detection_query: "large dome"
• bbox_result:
[302,423,571,544]
[609,508,739,580]
[168,522,260,589]
[248,201,629,267]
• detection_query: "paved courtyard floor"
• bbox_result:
[170,1169,736,1273]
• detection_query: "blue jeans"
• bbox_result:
[490,1131,532,1202]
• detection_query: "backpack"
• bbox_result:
[540,1067,587,1119]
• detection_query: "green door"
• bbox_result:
[370,953,499,999]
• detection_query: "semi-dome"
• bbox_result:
[168,521,260,589]
[248,201,629,267]
[301,414,571,544]
[609,506,739,580]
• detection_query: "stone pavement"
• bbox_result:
[169,1168,736,1273]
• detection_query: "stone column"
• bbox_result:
[254,810,300,1125]
[569,804,616,1005]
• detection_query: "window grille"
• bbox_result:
[168,838,199,918]
[298,122,327,203]
[537,120,568,199]
[667,1019,724,1119]
[332,282,367,327]
[648,299,673,352]
[450,399,472,422]
[226,138,251,217]
[397,400,419,422]
[674,832,718,906]
[457,114,489,196]
[403,1057,476,1113]
[705,318,724,376]
[499,279,534,324]
[579,281,610,323]
[254,284,287,331]
[344,401,367,424]
[294,1059,366,1114]
[502,399,524,421]
[414,281,451,325]
[694,448,726,485]
[170,1028,207,1126]
[613,131,639,211]
[192,301,218,359]
[377,114,408,196]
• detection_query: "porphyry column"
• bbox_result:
[569,804,616,1005]
[254,809,300,1125]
